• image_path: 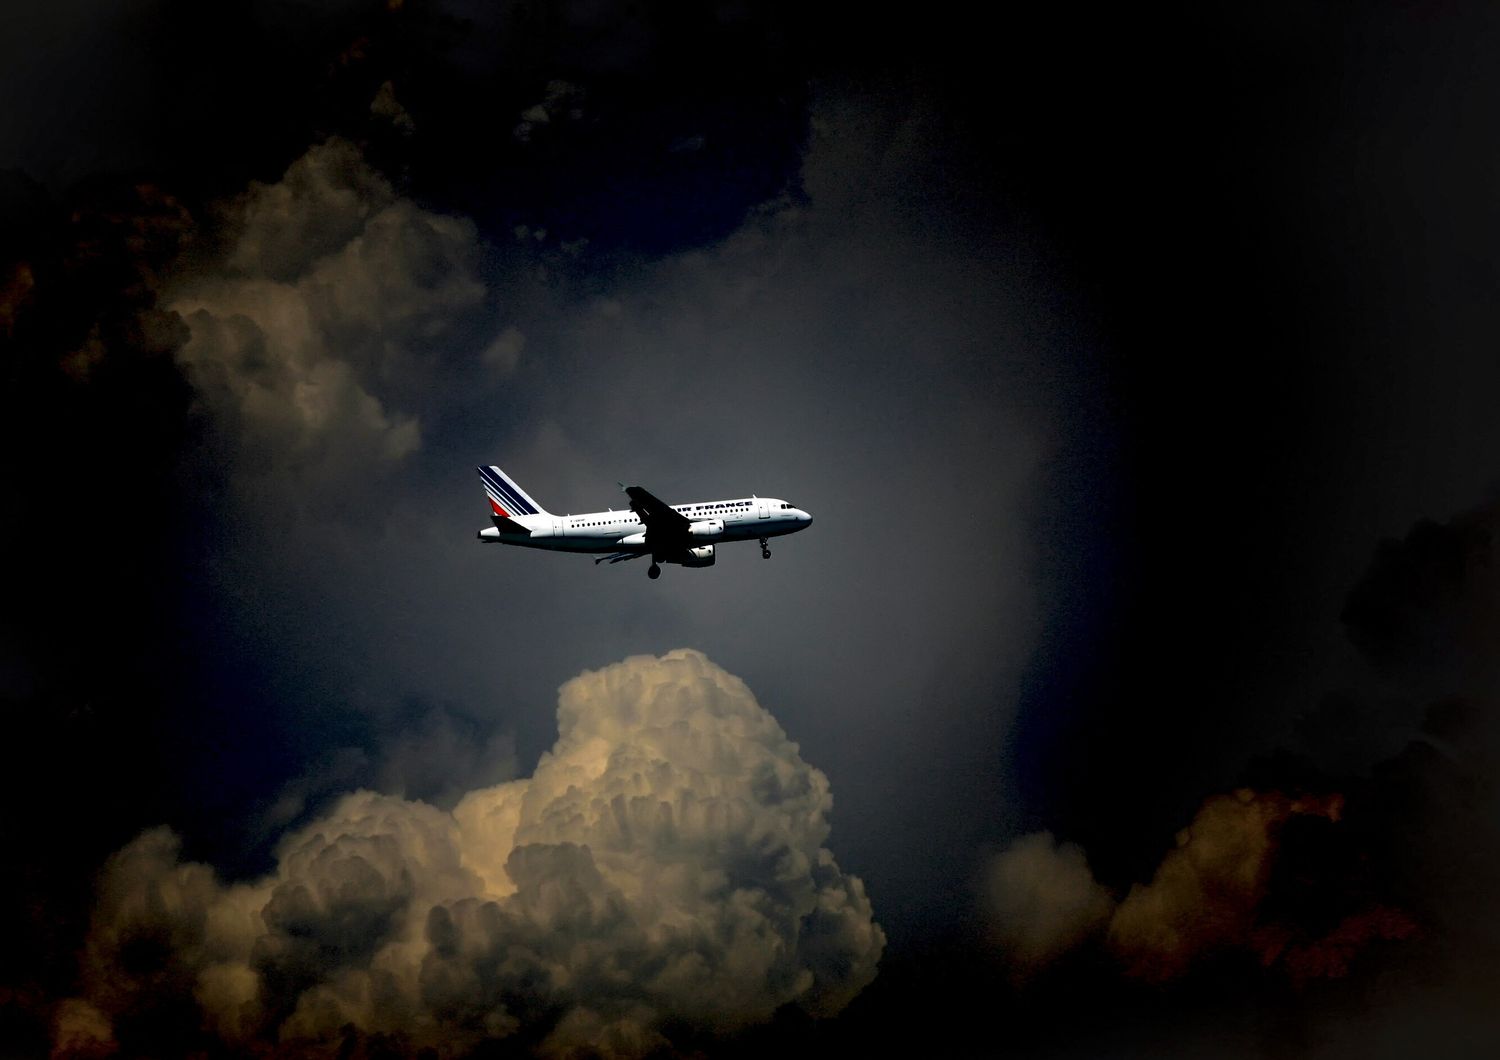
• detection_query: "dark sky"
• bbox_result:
[6,1,1500,1056]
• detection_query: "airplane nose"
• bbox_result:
[803,510,813,525]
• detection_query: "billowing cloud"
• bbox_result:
[1106,789,1344,982]
[167,138,514,492]
[59,650,884,1058]
[981,832,1112,974]
[976,499,1500,1057]
[982,790,1412,985]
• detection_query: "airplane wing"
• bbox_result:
[623,484,690,544]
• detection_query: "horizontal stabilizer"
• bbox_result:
[490,512,531,534]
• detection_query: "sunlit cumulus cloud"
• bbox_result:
[57,650,884,1058]
[981,831,1112,976]
[1105,789,1347,982]
[984,501,1500,1005]
[984,790,1390,982]
[167,137,512,490]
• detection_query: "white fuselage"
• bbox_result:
[481,497,812,553]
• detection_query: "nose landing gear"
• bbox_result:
[759,537,771,560]
[648,562,661,579]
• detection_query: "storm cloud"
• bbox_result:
[985,790,1360,982]
[973,498,1500,1053]
[981,831,1112,975]
[59,650,882,1058]
[13,2,1500,1057]
[168,136,516,495]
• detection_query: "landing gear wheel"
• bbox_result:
[648,563,661,580]
[759,537,771,560]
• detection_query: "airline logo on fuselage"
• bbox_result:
[679,501,752,513]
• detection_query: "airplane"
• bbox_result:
[475,464,812,579]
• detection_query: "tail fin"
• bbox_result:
[477,464,551,521]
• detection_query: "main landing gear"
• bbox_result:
[760,537,771,560]
[648,562,661,580]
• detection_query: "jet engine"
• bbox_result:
[672,545,716,567]
[687,519,725,540]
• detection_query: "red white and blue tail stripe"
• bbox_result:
[477,464,549,520]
